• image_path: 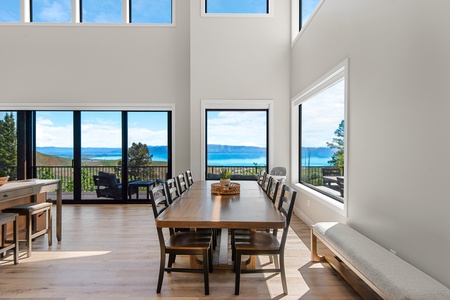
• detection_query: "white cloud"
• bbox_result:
[36,117,73,147]
[37,0,71,22]
[207,111,267,147]
[302,80,345,147]
[36,115,167,148]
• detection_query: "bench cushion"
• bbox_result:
[313,222,450,300]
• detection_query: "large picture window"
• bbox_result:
[292,59,348,206]
[205,109,268,180]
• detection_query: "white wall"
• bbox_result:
[189,1,291,180]
[0,0,191,176]
[291,0,450,287]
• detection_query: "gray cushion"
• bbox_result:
[313,222,450,300]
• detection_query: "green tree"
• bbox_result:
[127,142,153,180]
[327,120,344,167]
[0,113,17,177]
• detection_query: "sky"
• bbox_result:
[35,111,168,148]
[1,0,318,23]
[207,111,267,148]
[301,79,345,148]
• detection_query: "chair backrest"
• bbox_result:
[96,171,119,186]
[277,184,297,250]
[149,184,170,219]
[257,170,266,186]
[185,169,194,187]
[270,167,286,176]
[261,174,271,193]
[176,173,188,194]
[266,177,280,204]
[164,178,180,204]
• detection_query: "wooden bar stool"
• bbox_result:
[0,212,19,264]
[3,202,52,257]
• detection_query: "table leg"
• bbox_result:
[57,181,62,241]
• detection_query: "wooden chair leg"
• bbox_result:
[235,252,242,295]
[47,206,52,246]
[1,224,5,258]
[13,217,18,265]
[274,254,279,269]
[203,249,210,295]
[157,251,165,293]
[280,253,288,294]
[208,247,213,273]
[26,214,32,257]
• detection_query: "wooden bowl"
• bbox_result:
[0,176,9,187]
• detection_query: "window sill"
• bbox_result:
[293,183,347,217]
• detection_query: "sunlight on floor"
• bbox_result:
[14,250,111,264]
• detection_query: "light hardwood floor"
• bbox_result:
[0,204,360,299]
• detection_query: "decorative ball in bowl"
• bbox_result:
[0,176,9,187]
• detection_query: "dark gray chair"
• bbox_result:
[164,178,180,204]
[233,184,297,295]
[185,169,194,187]
[149,185,213,295]
[176,173,188,194]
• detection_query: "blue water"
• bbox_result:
[37,147,333,167]
[207,153,266,167]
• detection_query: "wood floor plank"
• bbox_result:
[0,204,360,299]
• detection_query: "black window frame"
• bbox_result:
[205,108,269,180]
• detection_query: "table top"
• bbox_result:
[155,180,285,229]
[0,179,60,192]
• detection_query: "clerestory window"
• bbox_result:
[0,0,20,22]
[203,0,271,15]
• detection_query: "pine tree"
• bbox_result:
[128,142,153,179]
[326,120,344,167]
[0,113,17,176]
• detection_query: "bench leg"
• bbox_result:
[311,229,324,262]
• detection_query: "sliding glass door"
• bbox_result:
[30,110,171,203]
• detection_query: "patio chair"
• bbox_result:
[93,171,137,200]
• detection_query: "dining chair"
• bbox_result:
[257,170,267,187]
[233,184,297,295]
[176,173,188,194]
[149,185,213,295]
[266,177,280,205]
[261,173,271,194]
[164,178,180,204]
[185,169,194,187]
[231,177,281,262]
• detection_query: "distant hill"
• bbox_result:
[36,152,72,166]
[207,144,266,153]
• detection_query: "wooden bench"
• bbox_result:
[311,222,450,300]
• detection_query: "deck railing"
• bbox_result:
[33,165,168,192]
[206,165,267,180]
[301,166,343,186]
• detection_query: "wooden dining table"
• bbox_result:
[155,180,285,267]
